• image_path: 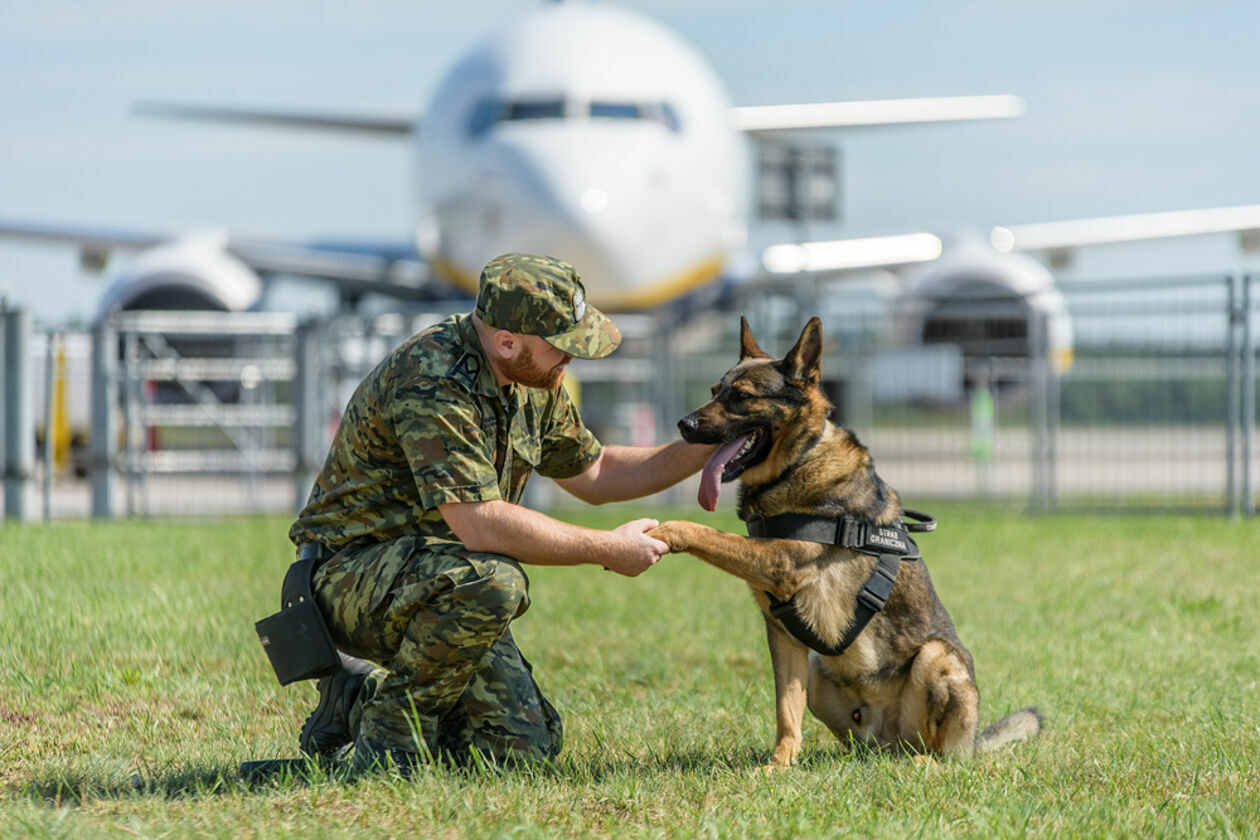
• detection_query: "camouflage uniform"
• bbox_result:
[288,254,620,764]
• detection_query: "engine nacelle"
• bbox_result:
[895,244,1073,376]
[93,231,263,322]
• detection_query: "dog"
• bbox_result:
[649,316,1040,768]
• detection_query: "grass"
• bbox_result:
[1,505,1258,838]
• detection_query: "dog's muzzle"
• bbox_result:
[677,413,704,442]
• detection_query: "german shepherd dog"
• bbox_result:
[650,317,1040,768]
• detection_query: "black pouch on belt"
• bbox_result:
[254,545,341,686]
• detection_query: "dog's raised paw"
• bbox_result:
[647,521,691,552]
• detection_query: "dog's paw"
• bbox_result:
[759,761,793,774]
[647,520,695,553]
[912,754,940,771]
[763,740,800,771]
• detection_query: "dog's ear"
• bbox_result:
[782,317,823,386]
[739,316,771,360]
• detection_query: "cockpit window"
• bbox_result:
[590,101,641,120]
[589,101,681,133]
[467,100,500,138]
[467,98,682,138]
[659,101,681,133]
[507,99,565,121]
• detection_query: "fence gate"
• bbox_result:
[91,310,318,517]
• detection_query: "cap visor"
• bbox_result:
[543,306,621,360]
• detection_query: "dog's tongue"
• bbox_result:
[698,434,752,512]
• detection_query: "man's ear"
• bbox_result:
[739,316,771,360]
[490,329,522,361]
[782,317,823,386]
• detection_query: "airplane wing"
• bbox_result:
[0,102,430,301]
[0,218,437,302]
[761,233,945,274]
[137,95,1026,138]
[133,102,417,136]
[733,95,1026,133]
[227,238,432,300]
[990,204,1260,255]
[759,203,1260,276]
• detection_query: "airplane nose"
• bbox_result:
[489,132,663,290]
[427,123,726,309]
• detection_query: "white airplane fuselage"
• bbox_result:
[414,3,746,309]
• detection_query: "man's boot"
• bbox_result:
[299,653,377,757]
[352,733,425,777]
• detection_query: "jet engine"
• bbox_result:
[93,231,263,321]
[90,232,266,409]
[896,244,1074,377]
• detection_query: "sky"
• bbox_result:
[3,0,1260,326]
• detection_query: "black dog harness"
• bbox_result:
[745,509,937,657]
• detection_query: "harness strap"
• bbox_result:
[745,508,934,657]
[746,508,935,556]
[764,552,903,657]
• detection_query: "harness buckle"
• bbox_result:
[856,555,899,612]
[838,516,866,549]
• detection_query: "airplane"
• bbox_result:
[4,1,1260,377]
[0,4,1024,316]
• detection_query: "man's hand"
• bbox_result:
[602,518,669,577]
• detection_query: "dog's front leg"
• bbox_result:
[649,520,820,599]
[764,614,811,769]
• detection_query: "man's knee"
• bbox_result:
[454,553,530,623]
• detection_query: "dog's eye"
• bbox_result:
[852,709,862,724]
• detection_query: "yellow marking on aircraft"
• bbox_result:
[431,252,726,312]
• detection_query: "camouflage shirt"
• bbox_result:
[289,313,602,549]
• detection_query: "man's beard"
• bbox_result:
[501,344,570,390]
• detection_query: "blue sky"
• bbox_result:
[3,0,1260,325]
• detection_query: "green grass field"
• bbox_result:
[1,506,1257,838]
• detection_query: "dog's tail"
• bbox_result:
[975,707,1043,752]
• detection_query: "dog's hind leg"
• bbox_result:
[901,640,979,757]
[763,615,811,768]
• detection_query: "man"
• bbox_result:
[287,253,714,771]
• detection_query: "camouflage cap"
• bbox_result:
[474,253,621,360]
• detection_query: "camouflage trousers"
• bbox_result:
[312,535,563,764]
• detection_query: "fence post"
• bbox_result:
[0,300,5,510]
[1243,274,1255,516]
[1226,274,1242,518]
[3,307,34,521]
[43,332,58,521]
[1028,309,1056,512]
[292,318,323,512]
[90,318,117,518]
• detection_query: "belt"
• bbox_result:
[297,542,336,564]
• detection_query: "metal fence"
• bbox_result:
[2,273,1257,520]
[718,272,1256,515]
